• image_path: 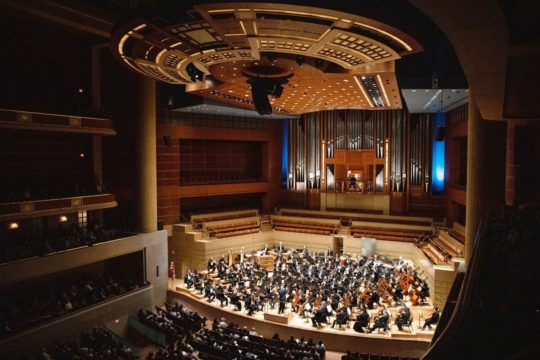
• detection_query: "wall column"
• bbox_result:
[464,97,480,263]
[465,95,506,264]
[505,122,516,205]
[135,77,158,233]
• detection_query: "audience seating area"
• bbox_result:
[418,240,451,265]
[191,210,259,230]
[279,210,432,227]
[20,327,138,360]
[271,215,340,235]
[341,351,419,360]
[417,223,465,265]
[135,302,326,360]
[350,222,428,243]
[204,216,260,239]
[0,271,145,339]
[0,224,128,264]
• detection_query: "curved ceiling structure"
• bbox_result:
[112,2,422,115]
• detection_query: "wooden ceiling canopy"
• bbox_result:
[111,2,422,115]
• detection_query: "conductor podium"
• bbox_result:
[264,311,292,324]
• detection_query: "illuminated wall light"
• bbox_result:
[8,222,19,230]
[431,113,446,194]
[59,215,68,223]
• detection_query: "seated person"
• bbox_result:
[230,291,242,311]
[368,307,389,333]
[207,257,217,273]
[331,307,350,328]
[353,308,370,333]
[215,285,228,306]
[422,306,440,330]
[395,305,411,331]
[184,270,194,289]
[311,304,330,327]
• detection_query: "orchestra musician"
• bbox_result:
[311,301,331,328]
[207,257,217,273]
[368,306,390,333]
[331,306,350,328]
[395,304,411,331]
[185,249,431,336]
[353,308,370,333]
[422,306,440,330]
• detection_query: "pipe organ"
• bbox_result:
[286,109,437,203]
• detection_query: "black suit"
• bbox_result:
[423,310,440,329]
[353,311,370,333]
[278,287,287,314]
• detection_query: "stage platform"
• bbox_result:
[169,280,435,358]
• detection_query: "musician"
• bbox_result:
[353,308,370,333]
[331,306,350,328]
[245,292,258,315]
[207,257,217,273]
[184,270,194,289]
[230,291,242,311]
[278,285,287,314]
[217,257,228,277]
[419,281,430,303]
[395,304,411,331]
[215,285,227,306]
[368,306,389,333]
[422,306,440,330]
[311,305,328,328]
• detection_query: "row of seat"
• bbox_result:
[280,211,432,227]
[420,242,449,265]
[274,225,331,236]
[439,231,464,255]
[191,211,259,229]
[351,226,425,243]
[214,227,260,239]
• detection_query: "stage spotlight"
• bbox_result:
[266,52,277,63]
[186,62,204,82]
[273,83,284,98]
[248,78,272,115]
[295,55,305,66]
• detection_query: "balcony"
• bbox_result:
[0,108,116,135]
[0,193,117,221]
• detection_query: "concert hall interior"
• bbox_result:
[0,0,539,359]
